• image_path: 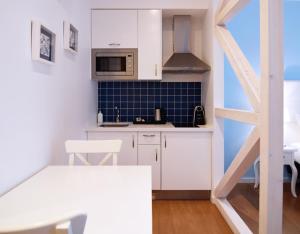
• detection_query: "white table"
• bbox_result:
[254,146,298,197]
[0,166,152,234]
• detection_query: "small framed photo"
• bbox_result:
[63,21,78,53]
[31,21,56,64]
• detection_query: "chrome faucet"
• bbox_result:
[115,106,120,122]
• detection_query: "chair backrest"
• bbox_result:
[0,211,87,234]
[65,140,122,166]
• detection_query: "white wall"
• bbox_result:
[0,0,97,195]
[91,0,210,9]
[202,0,224,188]
[284,81,300,144]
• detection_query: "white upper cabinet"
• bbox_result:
[138,10,162,80]
[92,10,138,48]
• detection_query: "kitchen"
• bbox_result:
[0,0,297,234]
[87,8,216,195]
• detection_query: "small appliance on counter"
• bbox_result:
[133,117,147,124]
[172,106,206,128]
[193,105,206,126]
[133,107,166,125]
[154,107,166,124]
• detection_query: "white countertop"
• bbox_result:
[86,122,214,132]
[0,166,152,234]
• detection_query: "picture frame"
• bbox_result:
[63,21,78,53]
[31,21,56,64]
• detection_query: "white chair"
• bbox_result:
[0,211,87,234]
[65,140,122,166]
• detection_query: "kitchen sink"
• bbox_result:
[100,122,130,127]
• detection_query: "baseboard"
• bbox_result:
[152,190,211,200]
[239,177,291,183]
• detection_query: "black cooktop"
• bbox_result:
[133,120,166,125]
[173,123,199,128]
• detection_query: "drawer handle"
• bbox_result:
[155,149,158,162]
[164,136,167,148]
[155,64,158,76]
[143,134,156,137]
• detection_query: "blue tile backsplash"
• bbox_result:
[98,81,201,125]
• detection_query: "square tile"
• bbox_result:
[113,82,121,89]
[148,89,154,95]
[155,89,161,96]
[128,82,134,88]
[140,82,147,89]
[148,82,155,89]
[128,102,134,108]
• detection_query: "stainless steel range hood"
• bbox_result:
[163,15,210,74]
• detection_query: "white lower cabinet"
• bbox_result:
[161,132,212,190]
[87,132,138,165]
[138,145,161,190]
[87,131,212,191]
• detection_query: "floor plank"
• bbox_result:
[153,200,232,234]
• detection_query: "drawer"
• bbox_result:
[138,132,160,145]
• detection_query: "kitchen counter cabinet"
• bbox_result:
[87,132,138,165]
[138,145,161,190]
[86,128,212,191]
[161,132,212,190]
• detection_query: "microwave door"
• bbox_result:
[96,56,129,76]
[92,49,137,81]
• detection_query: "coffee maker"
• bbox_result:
[193,105,206,126]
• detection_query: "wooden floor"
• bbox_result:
[228,183,300,234]
[153,200,232,234]
[153,183,300,234]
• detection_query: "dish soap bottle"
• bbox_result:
[97,111,103,127]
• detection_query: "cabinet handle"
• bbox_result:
[155,64,158,76]
[164,136,167,148]
[132,135,135,148]
[155,149,158,162]
[108,43,121,46]
[143,134,155,137]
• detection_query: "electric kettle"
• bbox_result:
[154,107,166,123]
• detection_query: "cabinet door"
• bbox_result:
[138,10,162,80]
[92,10,138,48]
[87,132,138,165]
[161,133,212,190]
[138,145,161,190]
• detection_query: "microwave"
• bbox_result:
[92,48,138,80]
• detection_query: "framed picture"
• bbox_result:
[31,21,56,64]
[63,21,78,53]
